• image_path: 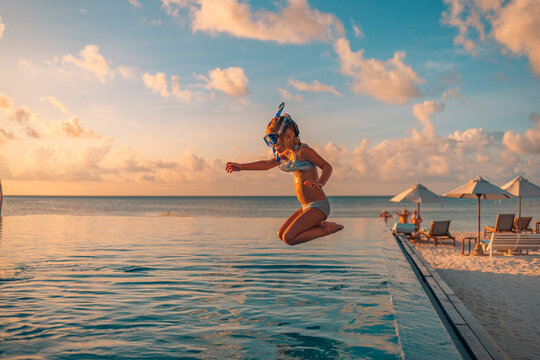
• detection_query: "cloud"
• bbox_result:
[62,45,114,84]
[18,59,38,74]
[42,96,70,114]
[351,20,363,38]
[51,116,100,139]
[205,67,248,97]
[0,92,14,111]
[0,16,5,39]
[142,73,196,101]
[162,0,193,17]
[278,88,303,102]
[288,79,341,96]
[0,92,41,138]
[441,0,487,54]
[143,72,170,97]
[1,91,100,141]
[314,123,509,185]
[166,0,345,44]
[334,38,424,104]
[502,112,540,154]
[412,100,444,139]
[12,138,227,186]
[171,75,194,101]
[0,128,16,145]
[18,139,115,181]
[128,0,141,7]
[492,0,540,76]
[442,0,540,77]
[117,65,137,80]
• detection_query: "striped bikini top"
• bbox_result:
[279,144,315,172]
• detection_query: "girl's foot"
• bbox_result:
[321,221,344,235]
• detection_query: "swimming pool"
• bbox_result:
[0,216,462,359]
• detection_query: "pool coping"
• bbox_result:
[394,234,510,360]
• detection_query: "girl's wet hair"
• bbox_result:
[268,114,300,137]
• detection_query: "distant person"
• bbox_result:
[411,210,422,230]
[395,209,411,223]
[226,103,343,246]
[379,210,392,224]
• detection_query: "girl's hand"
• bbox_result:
[226,162,242,173]
[303,180,322,189]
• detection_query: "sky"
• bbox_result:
[0,0,539,196]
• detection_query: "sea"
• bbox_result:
[1,196,539,359]
[2,195,539,231]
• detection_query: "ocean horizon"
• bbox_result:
[2,195,539,232]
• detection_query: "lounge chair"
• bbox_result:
[514,217,533,233]
[419,220,455,246]
[481,232,540,257]
[392,222,415,235]
[484,213,514,237]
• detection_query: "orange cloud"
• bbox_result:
[278,88,303,102]
[502,113,540,154]
[205,67,248,97]
[0,92,41,138]
[442,0,540,77]
[171,75,194,101]
[42,96,70,114]
[62,45,113,84]
[0,16,5,39]
[1,91,100,141]
[143,72,170,97]
[51,116,100,139]
[334,38,424,104]
[412,100,444,139]
[167,0,344,44]
[128,0,141,7]
[492,0,540,76]
[288,79,341,96]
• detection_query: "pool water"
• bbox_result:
[0,216,404,359]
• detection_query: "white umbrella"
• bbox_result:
[443,176,515,256]
[501,176,540,218]
[390,184,441,231]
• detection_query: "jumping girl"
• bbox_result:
[225,104,343,245]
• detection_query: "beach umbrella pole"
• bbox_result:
[416,202,420,232]
[473,195,485,256]
[518,196,521,218]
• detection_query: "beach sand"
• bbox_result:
[413,231,540,360]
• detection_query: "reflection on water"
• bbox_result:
[0,216,401,359]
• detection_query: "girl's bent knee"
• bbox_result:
[282,233,296,245]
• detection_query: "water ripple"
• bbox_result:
[0,216,401,359]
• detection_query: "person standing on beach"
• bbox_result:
[379,210,392,224]
[225,104,343,246]
[395,208,411,223]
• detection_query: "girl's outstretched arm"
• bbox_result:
[300,146,332,188]
[226,158,279,173]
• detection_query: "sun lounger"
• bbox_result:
[392,222,415,235]
[481,232,540,257]
[483,213,514,237]
[514,216,533,233]
[419,220,455,246]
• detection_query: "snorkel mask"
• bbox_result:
[264,102,291,162]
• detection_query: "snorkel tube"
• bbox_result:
[271,102,285,161]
